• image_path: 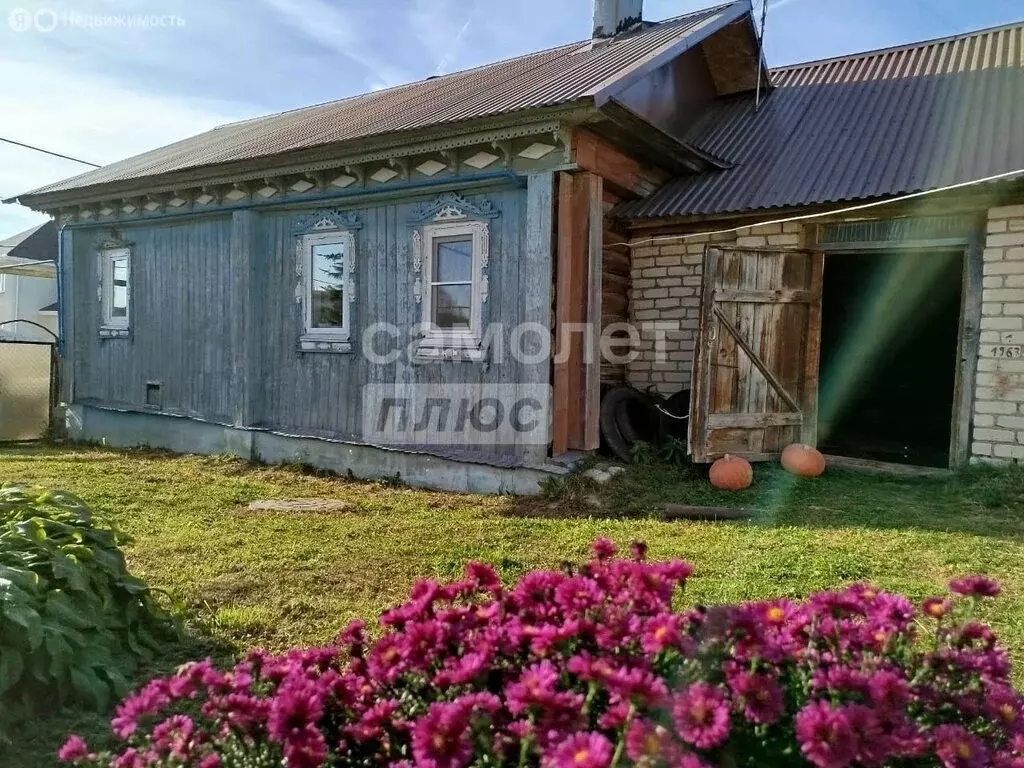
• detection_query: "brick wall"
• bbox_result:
[626,223,802,395]
[627,209,1024,464]
[972,204,1024,462]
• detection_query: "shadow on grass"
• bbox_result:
[1,628,235,768]
[504,461,1024,541]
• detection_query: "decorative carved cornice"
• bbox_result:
[45,117,578,222]
[408,192,500,224]
[94,228,132,251]
[294,208,363,234]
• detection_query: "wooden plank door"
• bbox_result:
[689,245,824,462]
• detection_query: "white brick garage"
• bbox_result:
[624,206,1024,468]
[974,204,1024,461]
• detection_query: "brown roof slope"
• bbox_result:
[22,2,743,200]
[614,21,1024,219]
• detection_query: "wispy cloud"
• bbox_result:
[409,0,479,76]
[0,57,248,234]
[434,16,473,75]
[258,0,411,89]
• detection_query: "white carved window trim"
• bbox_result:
[100,246,131,333]
[413,218,489,360]
[298,230,356,352]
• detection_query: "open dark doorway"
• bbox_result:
[817,249,964,468]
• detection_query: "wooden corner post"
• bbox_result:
[553,171,603,455]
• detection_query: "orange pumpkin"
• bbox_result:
[709,454,753,491]
[780,443,826,477]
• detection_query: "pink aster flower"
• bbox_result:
[57,735,91,763]
[987,686,1024,731]
[465,561,502,593]
[730,671,784,725]
[630,540,648,561]
[950,575,1001,598]
[590,538,617,561]
[867,670,909,715]
[110,680,171,739]
[266,678,325,744]
[642,614,683,654]
[795,700,858,768]
[113,749,148,768]
[923,597,951,619]
[151,714,194,758]
[337,619,367,650]
[625,719,681,763]
[544,732,613,768]
[672,682,731,750]
[282,727,328,768]
[933,724,990,768]
[411,701,474,768]
[554,576,603,612]
[505,660,561,715]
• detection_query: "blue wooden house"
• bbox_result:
[8,0,767,491]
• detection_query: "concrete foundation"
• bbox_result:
[67,404,560,495]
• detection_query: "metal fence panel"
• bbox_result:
[0,341,53,441]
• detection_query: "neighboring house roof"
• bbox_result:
[38,302,59,313]
[20,2,746,200]
[614,21,1024,220]
[0,221,56,262]
[0,221,57,278]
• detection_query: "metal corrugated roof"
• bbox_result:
[21,2,742,200]
[614,21,1024,220]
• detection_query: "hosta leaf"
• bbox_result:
[0,483,176,734]
[51,553,87,592]
[0,649,24,695]
[119,576,149,596]
[0,565,40,591]
[44,632,73,677]
[13,519,47,542]
[2,602,43,649]
[60,545,95,561]
[43,592,95,630]
[70,667,110,710]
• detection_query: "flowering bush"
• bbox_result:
[60,540,1022,767]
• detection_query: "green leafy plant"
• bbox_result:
[630,440,656,466]
[0,485,178,745]
[658,435,690,468]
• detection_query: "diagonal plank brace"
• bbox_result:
[712,305,801,413]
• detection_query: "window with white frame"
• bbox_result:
[415,219,489,356]
[301,230,354,346]
[0,273,6,293]
[101,247,131,329]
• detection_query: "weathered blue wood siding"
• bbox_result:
[68,180,552,465]
[71,215,236,422]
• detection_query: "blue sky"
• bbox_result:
[0,0,1020,235]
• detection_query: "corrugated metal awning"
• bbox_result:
[614,21,1024,220]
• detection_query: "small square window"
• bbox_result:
[101,247,131,330]
[300,231,354,350]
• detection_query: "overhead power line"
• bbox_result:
[0,137,101,168]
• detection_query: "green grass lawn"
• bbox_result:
[3,443,1024,766]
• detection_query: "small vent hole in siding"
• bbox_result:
[145,382,162,409]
